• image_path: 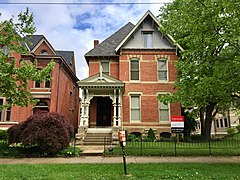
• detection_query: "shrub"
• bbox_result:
[0,130,7,141]
[127,134,136,141]
[169,136,177,142]
[147,128,156,142]
[236,125,240,133]
[190,134,206,141]
[7,112,73,154]
[227,128,236,136]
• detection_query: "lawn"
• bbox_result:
[0,163,240,179]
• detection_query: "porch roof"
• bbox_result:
[78,73,124,89]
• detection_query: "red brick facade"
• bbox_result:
[80,11,182,137]
[0,35,79,130]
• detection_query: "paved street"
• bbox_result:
[1,156,240,164]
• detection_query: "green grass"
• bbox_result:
[106,133,240,156]
[0,163,240,179]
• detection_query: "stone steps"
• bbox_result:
[83,129,112,146]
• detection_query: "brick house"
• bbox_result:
[0,35,79,130]
[78,10,182,140]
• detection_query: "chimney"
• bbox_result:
[94,40,99,48]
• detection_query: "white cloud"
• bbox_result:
[0,0,172,80]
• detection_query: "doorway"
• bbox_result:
[96,97,112,127]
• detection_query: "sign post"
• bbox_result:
[118,130,127,175]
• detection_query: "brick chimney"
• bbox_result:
[94,40,99,48]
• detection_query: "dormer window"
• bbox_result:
[143,32,153,48]
[41,50,48,55]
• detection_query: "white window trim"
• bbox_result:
[129,58,140,82]
[129,93,141,123]
[100,60,110,75]
[157,92,171,123]
[157,58,169,82]
[0,97,11,122]
[142,31,154,49]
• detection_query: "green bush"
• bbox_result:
[0,130,7,141]
[7,112,73,154]
[59,146,81,157]
[169,136,177,142]
[159,137,165,142]
[227,128,236,136]
[147,128,156,142]
[127,134,136,141]
[236,125,240,133]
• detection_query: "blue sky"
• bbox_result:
[0,0,172,79]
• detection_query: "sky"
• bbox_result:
[0,0,172,80]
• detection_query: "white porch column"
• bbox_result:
[113,89,117,126]
[117,89,122,127]
[80,89,90,127]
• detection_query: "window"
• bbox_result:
[0,98,11,122]
[158,59,168,81]
[2,45,9,55]
[130,95,141,122]
[130,59,139,80]
[101,60,109,75]
[224,118,228,127]
[143,32,153,48]
[69,91,73,110]
[216,119,219,128]
[220,119,223,127]
[35,81,41,88]
[45,80,50,88]
[159,102,169,121]
[41,50,48,55]
[44,74,51,88]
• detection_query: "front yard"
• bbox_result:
[0,163,240,179]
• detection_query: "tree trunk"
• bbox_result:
[199,107,205,137]
[203,102,217,139]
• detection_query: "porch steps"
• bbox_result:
[83,128,112,146]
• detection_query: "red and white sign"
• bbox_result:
[171,116,184,133]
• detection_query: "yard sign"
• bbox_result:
[171,116,184,133]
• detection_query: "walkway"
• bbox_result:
[0,156,240,164]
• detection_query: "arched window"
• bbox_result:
[41,50,48,55]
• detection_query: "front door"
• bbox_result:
[97,97,112,127]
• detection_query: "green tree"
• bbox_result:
[0,8,54,110]
[158,0,240,139]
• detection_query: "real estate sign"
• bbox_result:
[171,116,184,133]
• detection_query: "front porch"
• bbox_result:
[77,73,125,145]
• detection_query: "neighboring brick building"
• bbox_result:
[78,11,182,139]
[0,35,79,130]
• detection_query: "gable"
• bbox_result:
[34,40,56,55]
[115,10,184,52]
[122,15,175,49]
[27,35,56,55]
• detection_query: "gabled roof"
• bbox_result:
[78,73,124,89]
[26,35,44,51]
[85,10,183,59]
[115,10,184,52]
[26,35,74,66]
[85,22,135,57]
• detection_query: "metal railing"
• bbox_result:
[104,135,240,156]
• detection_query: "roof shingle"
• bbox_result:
[85,22,134,57]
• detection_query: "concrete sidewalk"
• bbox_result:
[1,156,240,164]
